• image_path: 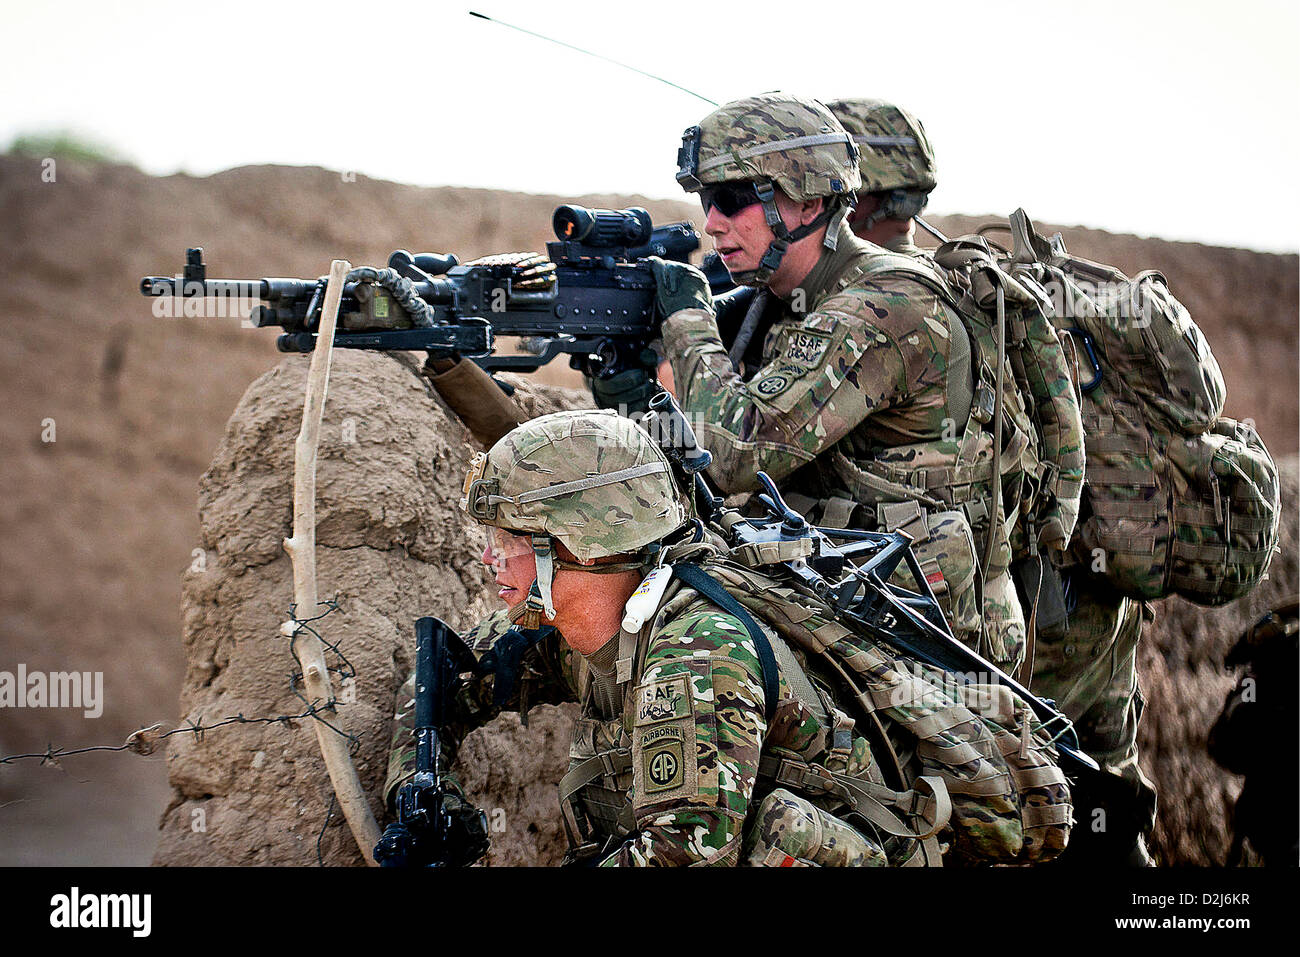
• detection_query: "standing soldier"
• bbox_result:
[823,98,938,257]
[827,97,1155,865]
[649,93,1030,674]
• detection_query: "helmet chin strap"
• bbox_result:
[508,581,548,631]
[860,188,928,231]
[503,535,557,631]
[731,180,851,287]
[532,534,557,620]
[506,534,649,630]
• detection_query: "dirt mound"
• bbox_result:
[152,351,585,865]
[0,155,1294,865]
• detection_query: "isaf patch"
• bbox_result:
[632,669,699,804]
[783,330,831,367]
[636,675,692,724]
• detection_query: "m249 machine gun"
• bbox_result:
[140,204,749,383]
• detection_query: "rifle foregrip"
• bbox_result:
[414,617,437,732]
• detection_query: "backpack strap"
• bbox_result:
[855,254,977,430]
[557,747,635,849]
[672,562,781,725]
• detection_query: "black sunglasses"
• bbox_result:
[699,182,763,217]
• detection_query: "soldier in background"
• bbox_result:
[826,97,1157,865]
[823,98,938,257]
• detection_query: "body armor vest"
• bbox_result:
[769,239,1046,666]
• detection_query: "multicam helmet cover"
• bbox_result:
[676,93,862,284]
[823,98,937,194]
[676,92,861,200]
[461,409,690,563]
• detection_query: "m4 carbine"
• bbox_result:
[373,616,489,868]
[140,204,748,382]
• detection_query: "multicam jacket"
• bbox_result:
[383,590,892,866]
[663,222,1029,670]
[663,220,967,498]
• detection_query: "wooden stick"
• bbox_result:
[282,259,382,865]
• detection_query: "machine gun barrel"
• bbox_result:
[137,205,707,379]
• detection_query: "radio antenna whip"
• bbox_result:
[469,10,718,107]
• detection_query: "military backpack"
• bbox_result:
[993,210,1281,604]
[858,243,1086,643]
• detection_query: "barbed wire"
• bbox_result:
[317,793,337,867]
[0,598,366,768]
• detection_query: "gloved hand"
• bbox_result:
[375,788,490,867]
[648,257,713,320]
[590,358,660,415]
[439,791,491,867]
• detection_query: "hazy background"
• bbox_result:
[2,0,1297,252]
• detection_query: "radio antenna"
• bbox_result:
[469,10,719,107]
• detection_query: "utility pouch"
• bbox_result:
[882,504,980,638]
[741,788,888,867]
[1012,553,1069,640]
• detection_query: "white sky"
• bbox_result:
[3,0,1298,252]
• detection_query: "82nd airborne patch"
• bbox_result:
[641,725,686,795]
[754,373,791,397]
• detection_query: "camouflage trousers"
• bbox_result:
[1030,571,1157,842]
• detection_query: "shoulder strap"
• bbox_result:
[854,254,976,429]
[672,562,780,724]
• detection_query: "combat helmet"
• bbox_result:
[676,92,861,285]
[824,98,937,230]
[461,409,691,626]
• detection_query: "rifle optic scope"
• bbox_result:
[552,204,652,249]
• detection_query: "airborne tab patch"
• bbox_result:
[641,725,686,795]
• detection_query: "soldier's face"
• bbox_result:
[482,531,597,617]
[704,186,811,287]
[483,528,536,609]
[704,191,777,276]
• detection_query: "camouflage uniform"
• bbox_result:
[828,97,1154,859]
[881,233,926,258]
[383,588,897,866]
[383,408,903,865]
[665,94,1026,671]
[663,226,1023,673]
[1031,560,1156,858]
